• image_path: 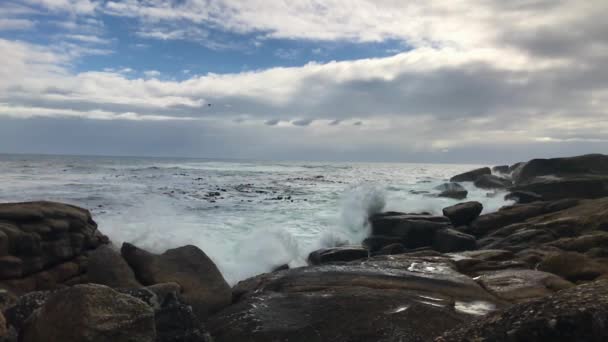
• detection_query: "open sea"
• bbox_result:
[0,154,512,284]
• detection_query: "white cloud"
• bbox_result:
[0,18,36,31]
[25,0,98,14]
[143,70,161,78]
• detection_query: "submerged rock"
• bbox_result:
[450,167,491,183]
[437,280,608,342]
[442,202,483,226]
[20,284,155,342]
[121,243,231,319]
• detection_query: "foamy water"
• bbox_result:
[0,154,512,284]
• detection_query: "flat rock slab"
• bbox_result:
[476,269,573,303]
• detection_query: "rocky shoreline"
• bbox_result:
[1,154,608,341]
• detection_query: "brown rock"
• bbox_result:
[20,284,155,342]
[538,251,608,282]
[87,245,141,288]
[476,269,573,303]
[121,243,231,319]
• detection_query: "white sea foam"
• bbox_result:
[0,154,513,285]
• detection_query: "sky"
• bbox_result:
[0,0,607,163]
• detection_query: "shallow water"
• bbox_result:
[0,154,512,284]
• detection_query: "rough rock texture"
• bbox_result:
[3,291,50,331]
[435,183,468,199]
[308,246,368,265]
[450,167,491,183]
[87,245,141,288]
[473,174,512,189]
[369,214,450,249]
[213,254,503,342]
[476,269,573,303]
[437,280,608,342]
[121,243,231,319]
[20,284,155,342]
[442,202,483,226]
[0,202,107,294]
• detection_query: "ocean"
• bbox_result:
[0,154,512,284]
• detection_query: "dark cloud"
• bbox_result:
[264,119,280,126]
[291,119,313,126]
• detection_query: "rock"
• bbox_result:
[308,246,368,265]
[473,174,512,189]
[513,153,608,185]
[20,284,155,342]
[470,199,579,237]
[492,165,509,174]
[215,254,502,342]
[548,232,608,253]
[476,269,573,303]
[369,214,450,249]
[538,251,607,282]
[272,264,289,272]
[375,243,406,255]
[155,292,211,342]
[0,312,7,341]
[437,280,608,342]
[504,190,543,204]
[511,176,608,200]
[4,291,51,331]
[121,243,231,319]
[442,202,483,226]
[362,235,404,252]
[435,183,468,199]
[0,202,107,292]
[87,245,141,288]
[433,229,476,253]
[450,167,491,182]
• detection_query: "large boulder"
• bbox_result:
[308,246,368,265]
[214,254,502,342]
[437,280,608,342]
[538,251,608,283]
[492,165,509,174]
[473,174,512,189]
[435,183,468,200]
[504,190,543,204]
[433,229,476,253]
[511,176,608,200]
[121,243,231,319]
[450,167,491,183]
[369,214,450,249]
[442,202,483,226]
[87,245,141,288]
[0,202,107,294]
[513,154,608,185]
[20,284,155,342]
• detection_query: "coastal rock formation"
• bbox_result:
[0,201,108,295]
[473,174,512,189]
[450,167,491,182]
[433,228,476,253]
[212,254,503,342]
[504,190,543,204]
[442,201,483,226]
[87,245,141,288]
[492,165,509,174]
[121,243,231,319]
[20,284,155,342]
[512,154,608,185]
[437,280,608,342]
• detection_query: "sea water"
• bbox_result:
[0,154,512,284]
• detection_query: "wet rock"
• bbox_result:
[442,202,483,226]
[375,243,406,255]
[308,246,368,265]
[370,214,450,249]
[87,245,141,288]
[20,284,155,342]
[433,229,476,253]
[450,167,491,183]
[476,269,573,303]
[363,235,404,252]
[437,280,608,342]
[473,174,512,189]
[512,176,608,200]
[216,254,502,342]
[504,190,544,204]
[492,165,509,174]
[513,153,608,185]
[435,183,468,200]
[121,243,231,319]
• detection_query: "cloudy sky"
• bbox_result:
[0,0,606,163]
